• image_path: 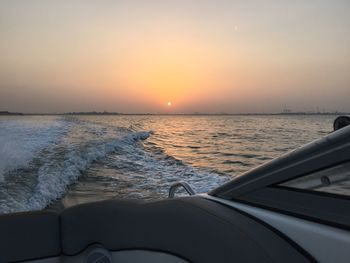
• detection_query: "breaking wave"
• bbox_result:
[1,115,237,214]
[0,117,68,182]
[0,124,152,213]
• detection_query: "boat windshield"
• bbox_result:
[280,161,350,197]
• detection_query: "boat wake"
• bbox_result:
[0,117,228,213]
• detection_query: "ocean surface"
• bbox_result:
[0,115,334,214]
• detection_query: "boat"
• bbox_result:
[0,117,349,263]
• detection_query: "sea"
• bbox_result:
[0,114,334,214]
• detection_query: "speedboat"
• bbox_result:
[1,117,349,263]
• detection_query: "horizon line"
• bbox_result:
[0,110,348,116]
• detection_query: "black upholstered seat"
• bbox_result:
[0,210,60,262]
[0,197,311,263]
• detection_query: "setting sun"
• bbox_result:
[0,1,349,114]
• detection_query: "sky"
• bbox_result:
[0,0,349,113]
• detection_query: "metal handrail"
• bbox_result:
[168,181,195,198]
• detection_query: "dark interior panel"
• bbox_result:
[0,211,60,262]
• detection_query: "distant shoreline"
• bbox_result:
[0,111,23,116]
[1,111,348,116]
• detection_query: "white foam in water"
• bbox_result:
[0,117,67,182]
[0,126,152,213]
[0,116,229,213]
[105,137,229,196]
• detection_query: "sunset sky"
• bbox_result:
[1,0,349,113]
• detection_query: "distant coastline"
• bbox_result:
[1,110,349,116]
[0,111,23,115]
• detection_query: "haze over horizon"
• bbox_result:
[1,0,350,114]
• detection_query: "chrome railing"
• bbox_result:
[168,181,195,198]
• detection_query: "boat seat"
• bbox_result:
[0,197,311,263]
[60,197,310,263]
[0,210,60,262]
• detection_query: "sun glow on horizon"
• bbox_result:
[1,1,349,113]
[115,31,221,110]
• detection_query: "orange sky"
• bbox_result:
[1,1,350,113]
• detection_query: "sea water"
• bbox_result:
[0,115,333,213]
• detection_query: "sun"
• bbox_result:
[167,102,172,107]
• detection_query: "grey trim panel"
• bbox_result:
[110,250,188,263]
[20,257,60,263]
[20,250,188,263]
[204,195,350,263]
